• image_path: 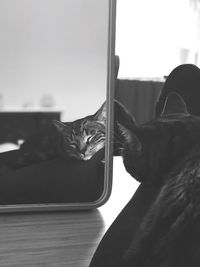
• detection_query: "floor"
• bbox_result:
[0,157,139,267]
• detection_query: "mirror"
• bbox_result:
[0,0,116,211]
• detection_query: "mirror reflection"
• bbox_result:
[0,0,111,206]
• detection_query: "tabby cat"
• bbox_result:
[16,102,106,167]
[115,93,200,266]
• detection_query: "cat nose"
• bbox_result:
[80,151,85,157]
[80,147,86,155]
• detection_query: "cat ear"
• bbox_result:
[94,102,106,122]
[114,100,137,129]
[117,122,141,152]
[160,92,189,116]
[52,120,70,133]
[117,123,133,143]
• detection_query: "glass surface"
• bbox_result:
[0,0,115,210]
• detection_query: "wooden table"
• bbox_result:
[0,158,139,267]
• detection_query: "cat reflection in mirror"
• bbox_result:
[16,102,106,167]
[115,93,200,266]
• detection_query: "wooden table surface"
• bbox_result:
[0,158,139,267]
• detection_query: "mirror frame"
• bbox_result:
[0,0,116,213]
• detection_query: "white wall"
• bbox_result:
[116,0,200,78]
[0,0,109,121]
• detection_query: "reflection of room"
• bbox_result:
[0,0,111,208]
[0,0,108,151]
[0,0,107,122]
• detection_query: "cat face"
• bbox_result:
[53,102,106,160]
[115,93,200,183]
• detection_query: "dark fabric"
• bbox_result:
[0,148,105,205]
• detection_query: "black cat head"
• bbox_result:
[53,102,106,161]
[115,93,200,183]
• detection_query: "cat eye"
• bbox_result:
[70,144,78,149]
[0,0,116,212]
[87,136,93,144]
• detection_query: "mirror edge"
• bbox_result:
[0,0,117,213]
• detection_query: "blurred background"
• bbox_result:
[116,0,200,78]
[0,0,108,121]
[114,0,200,124]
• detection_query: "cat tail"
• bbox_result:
[123,184,193,266]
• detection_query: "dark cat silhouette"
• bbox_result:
[115,93,200,266]
[15,102,106,168]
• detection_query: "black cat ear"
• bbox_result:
[52,120,70,133]
[94,102,106,122]
[114,100,137,129]
[117,122,141,152]
[160,92,189,116]
[117,122,133,143]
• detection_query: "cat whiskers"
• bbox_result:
[109,129,125,155]
[109,129,125,145]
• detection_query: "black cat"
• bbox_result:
[115,93,200,266]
